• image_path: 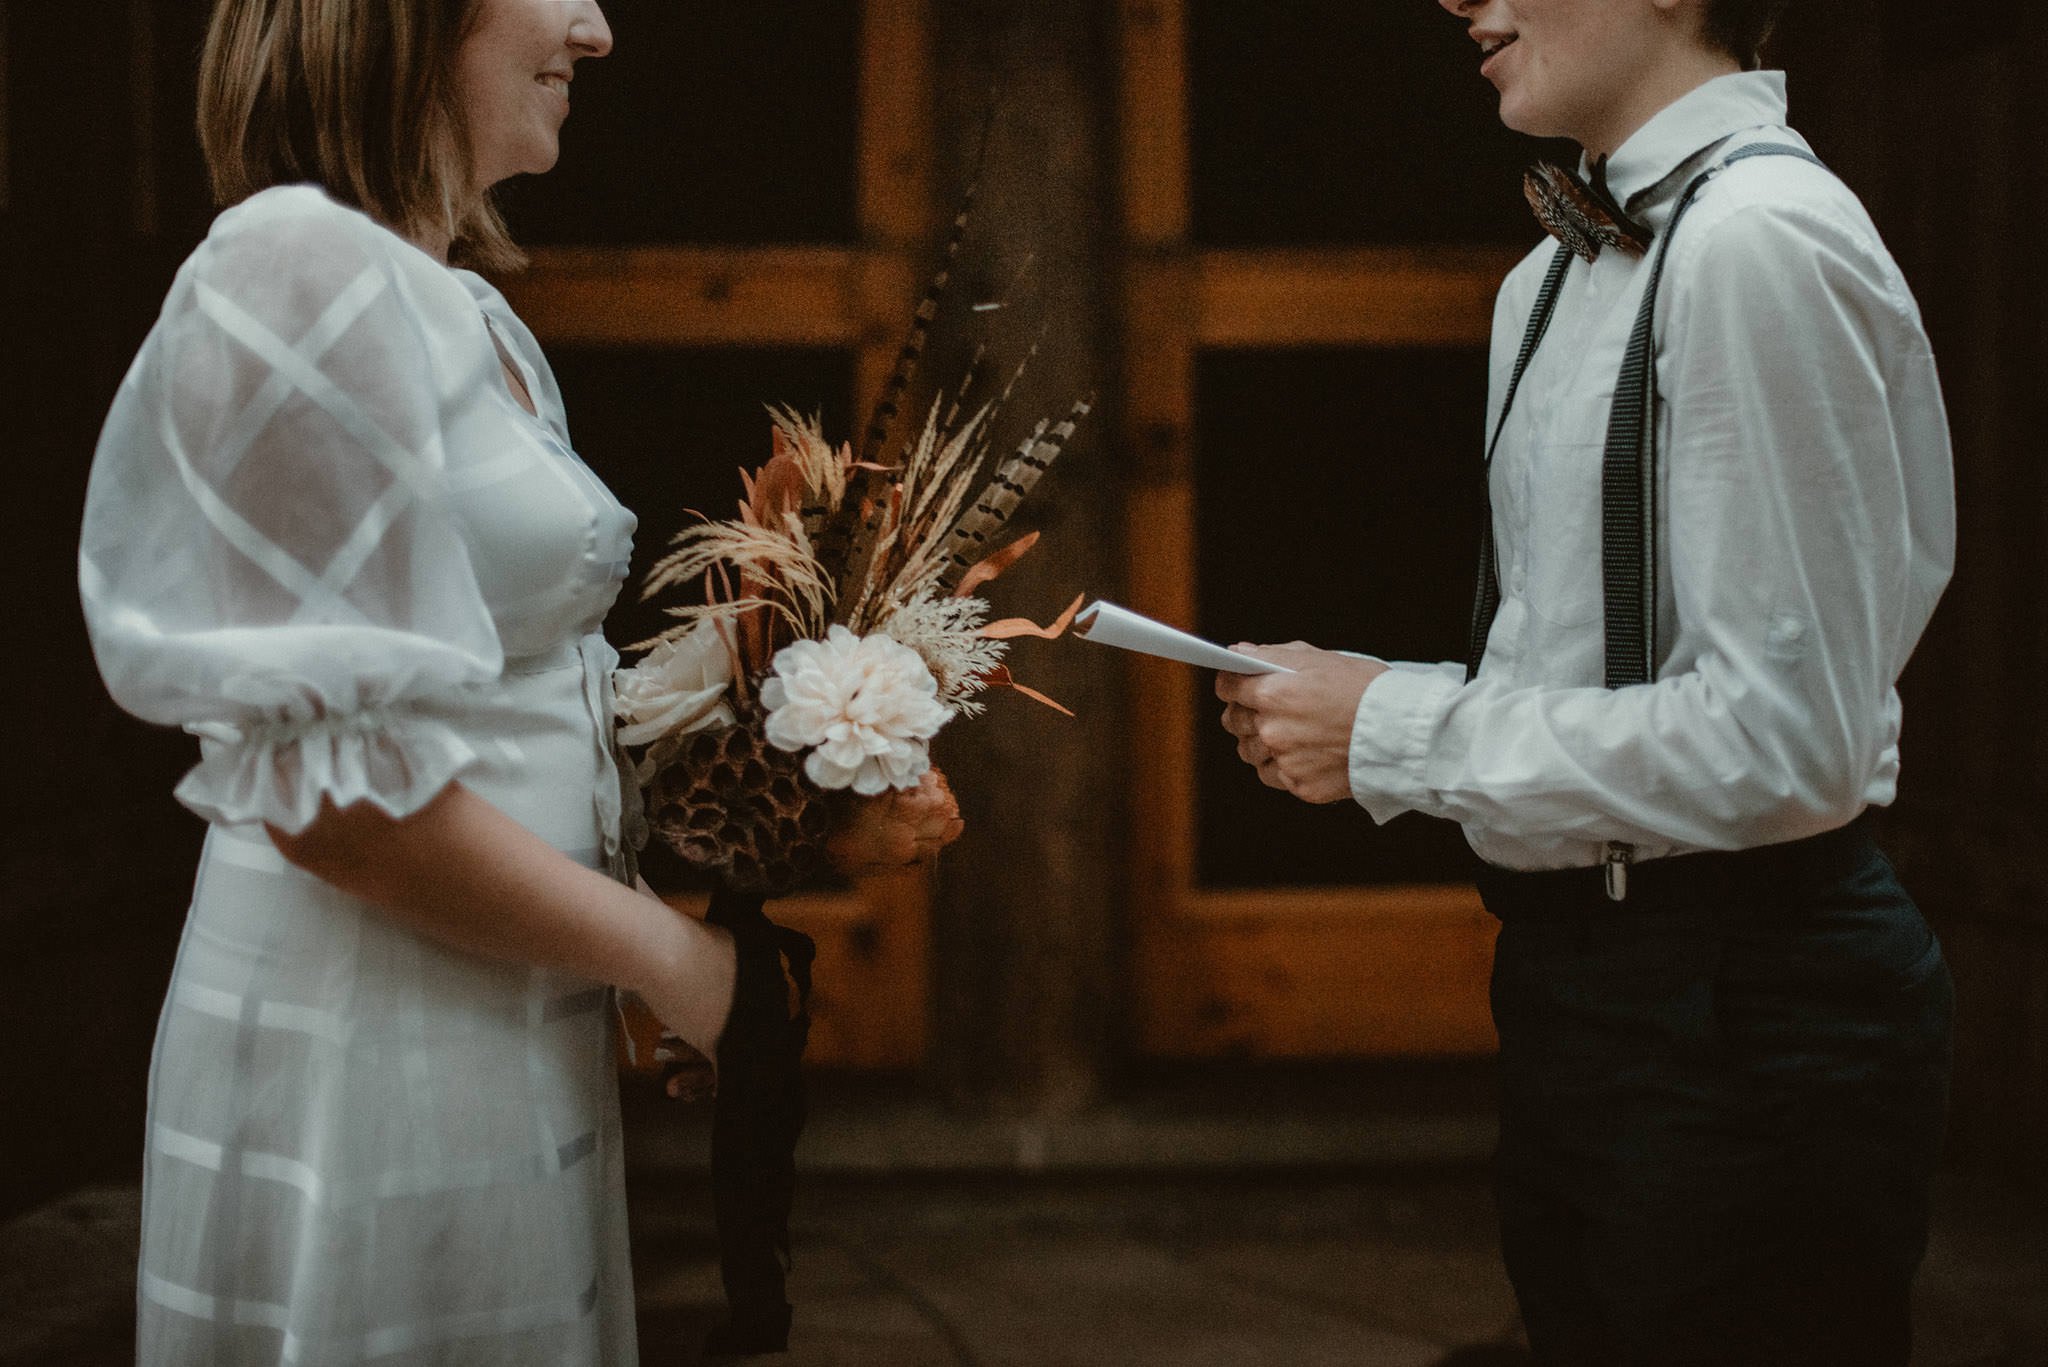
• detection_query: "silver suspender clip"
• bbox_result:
[1603,841,1633,902]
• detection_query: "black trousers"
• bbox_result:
[1479,819,1953,1367]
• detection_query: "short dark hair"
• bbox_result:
[1702,0,1790,70]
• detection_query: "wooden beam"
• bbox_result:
[858,0,934,247]
[1119,0,1190,247]
[923,1,1123,1114]
[1185,884,1491,924]
[507,242,1534,388]
[852,248,928,428]
[1121,252,1199,1043]
[1195,247,1518,348]
[1122,255,1197,490]
[503,246,897,349]
[1141,891,1499,1059]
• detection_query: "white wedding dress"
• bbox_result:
[80,185,645,1364]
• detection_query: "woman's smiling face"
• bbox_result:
[456,0,614,191]
[1437,0,1681,148]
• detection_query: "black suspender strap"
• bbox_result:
[1465,243,1575,683]
[1467,141,1830,686]
[1598,140,1829,689]
[1462,138,1831,896]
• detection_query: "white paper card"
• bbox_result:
[1073,600,1293,675]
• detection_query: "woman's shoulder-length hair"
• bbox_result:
[197,0,523,273]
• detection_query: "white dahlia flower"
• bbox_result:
[613,621,737,747]
[760,625,950,795]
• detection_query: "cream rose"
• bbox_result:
[613,622,737,748]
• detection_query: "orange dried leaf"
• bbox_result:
[1007,681,1075,717]
[980,592,1084,641]
[978,664,1075,718]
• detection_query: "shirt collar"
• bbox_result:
[1580,71,1791,228]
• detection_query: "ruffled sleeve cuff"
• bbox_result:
[1347,664,1461,826]
[174,707,483,834]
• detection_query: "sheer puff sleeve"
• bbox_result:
[79,186,503,834]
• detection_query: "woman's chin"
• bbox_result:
[522,138,563,177]
[480,139,563,187]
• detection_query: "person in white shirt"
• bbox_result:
[1216,2,1954,1362]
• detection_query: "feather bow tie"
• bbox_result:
[1524,159,1652,263]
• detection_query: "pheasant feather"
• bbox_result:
[937,395,1093,591]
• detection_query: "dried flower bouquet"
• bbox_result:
[613,196,1091,898]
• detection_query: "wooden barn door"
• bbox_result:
[1115,0,1554,1060]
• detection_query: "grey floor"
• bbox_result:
[5,1170,2045,1365]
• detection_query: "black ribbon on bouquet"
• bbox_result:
[701,886,817,1357]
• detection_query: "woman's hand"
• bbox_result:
[1214,644,1389,804]
[827,768,965,878]
[656,771,965,1100]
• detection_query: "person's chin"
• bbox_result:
[1496,92,1559,142]
[519,140,563,178]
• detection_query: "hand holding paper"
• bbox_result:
[1209,641,1389,806]
[1072,601,1294,675]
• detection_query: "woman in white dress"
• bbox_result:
[79,1,953,1361]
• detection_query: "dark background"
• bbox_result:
[4,0,2043,1226]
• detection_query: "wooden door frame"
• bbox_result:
[499,0,936,1071]
[1119,0,1513,1059]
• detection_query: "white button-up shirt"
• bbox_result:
[1347,72,1955,872]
